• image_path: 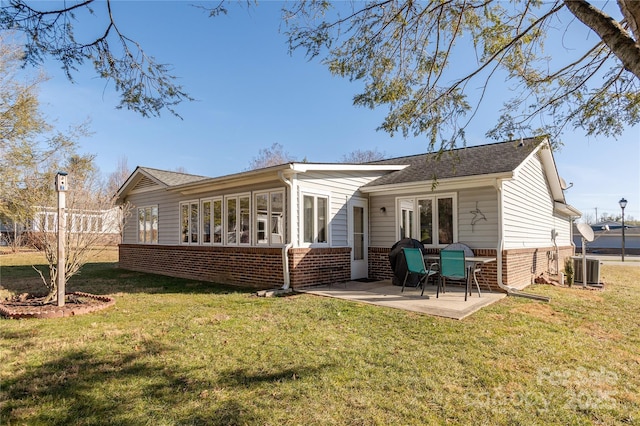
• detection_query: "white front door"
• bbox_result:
[349,198,368,280]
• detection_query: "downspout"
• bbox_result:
[495,180,551,302]
[278,170,294,290]
[551,229,559,276]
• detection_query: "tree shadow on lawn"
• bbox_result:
[1,262,256,298]
[1,341,334,425]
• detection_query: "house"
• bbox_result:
[574,223,640,255]
[1,206,121,246]
[115,137,580,291]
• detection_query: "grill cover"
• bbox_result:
[389,238,424,286]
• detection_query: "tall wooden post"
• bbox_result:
[55,172,68,307]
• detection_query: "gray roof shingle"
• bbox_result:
[364,138,542,187]
[139,167,209,187]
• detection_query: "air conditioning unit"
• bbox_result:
[573,257,601,285]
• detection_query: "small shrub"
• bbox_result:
[564,257,574,287]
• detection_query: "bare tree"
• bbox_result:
[340,149,387,163]
[247,142,296,170]
[30,165,131,303]
[105,156,131,197]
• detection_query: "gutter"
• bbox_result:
[495,180,551,302]
[278,171,294,290]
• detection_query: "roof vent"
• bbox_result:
[518,138,525,147]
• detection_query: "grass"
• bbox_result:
[1,250,639,425]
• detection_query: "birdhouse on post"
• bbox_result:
[55,172,68,307]
[55,172,68,192]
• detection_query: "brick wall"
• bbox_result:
[119,244,285,289]
[368,245,575,291]
[369,247,394,281]
[119,244,352,290]
[502,245,574,289]
[289,247,351,288]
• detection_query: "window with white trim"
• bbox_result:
[180,201,199,244]
[255,190,285,245]
[201,198,223,244]
[138,205,158,244]
[397,195,455,246]
[202,200,212,243]
[302,194,328,244]
[225,194,251,245]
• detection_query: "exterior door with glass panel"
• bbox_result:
[349,198,368,280]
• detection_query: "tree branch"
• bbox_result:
[564,0,640,79]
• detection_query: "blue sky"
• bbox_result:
[33,1,639,221]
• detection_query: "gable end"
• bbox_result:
[130,175,163,193]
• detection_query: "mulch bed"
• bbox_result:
[0,292,115,319]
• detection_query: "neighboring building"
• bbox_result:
[1,207,121,246]
[0,221,27,246]
[574,223,640,255]
[115,137,580,291]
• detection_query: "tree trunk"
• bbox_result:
[618,0,640,43]
[564,0,640,80]
[43,289,56,304]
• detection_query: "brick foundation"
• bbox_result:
[119,244,573,291]
[119,244,351,290]
[502,246,574,289]
[369,247,395,281]
[119,244,285,289]
[289,247,351,288]
[368,245,575,291]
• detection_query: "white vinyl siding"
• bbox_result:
[457,188,499,247]
[554,218,572,246]
[502,153,569,249]
[370,188,499,249]
[296,171,388,247]
[369,194,399,247]
[123,189,184,245]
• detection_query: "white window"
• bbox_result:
[254,190,285,245]
[177,189,286,246]
[302,194,328,244]
[202,200,212,243]
[201,198,223,245]
[180,201,199,244]
[138,206,158,244]
[397,195,456,246]
[225,194,251,245]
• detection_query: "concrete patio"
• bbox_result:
[298,280,507,320]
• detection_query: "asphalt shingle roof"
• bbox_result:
[139,167,209,187]
[364,138,542,187]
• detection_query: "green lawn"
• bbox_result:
[1,250,639,425]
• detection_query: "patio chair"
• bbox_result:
[400,248,438,297]
[442,243,485,296]
[438,249,481,301]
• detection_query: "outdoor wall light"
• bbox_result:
[380,207,386,213]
